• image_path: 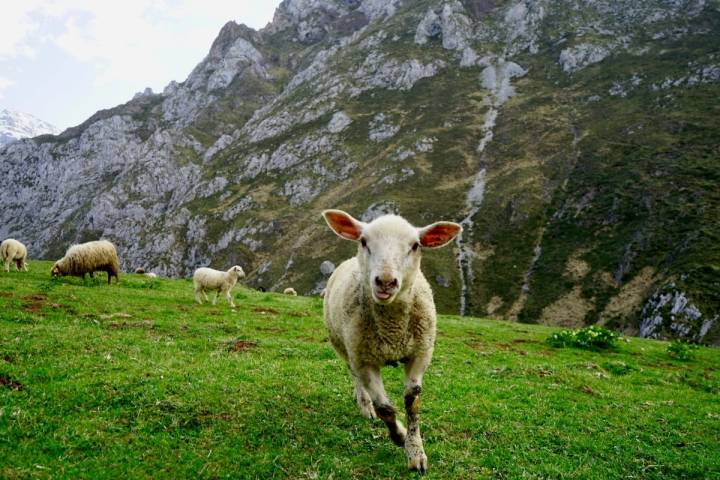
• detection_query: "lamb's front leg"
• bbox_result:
[356,365,406,446]
[225,289,236,308]
[403,354,432,474]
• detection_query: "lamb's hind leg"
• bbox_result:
[356,365,406,447]
[403,353,432,474]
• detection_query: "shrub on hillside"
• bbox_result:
[667,340,699,361]
[546,325,619,350]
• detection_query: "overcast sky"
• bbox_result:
[0,0,281,131]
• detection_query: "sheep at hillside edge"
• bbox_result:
[193,266,245,308]
[1,239,28,272]
[51,240,120,284]
[322,209,461,474]
[283,287,298,296]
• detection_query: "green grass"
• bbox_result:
[1,262,718,479]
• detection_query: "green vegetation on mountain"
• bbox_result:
[1,0,718,343]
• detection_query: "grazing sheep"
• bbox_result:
[145,272,158,278]
[134,267,146,274]
[0,239,28,272]
[322,209,461,474]
[51,240,119,284]
[193,266,245,308]
[283,287,298,296]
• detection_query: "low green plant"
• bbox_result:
[546,325,619,349]
[667,340,699,361]
[601,360,636,376]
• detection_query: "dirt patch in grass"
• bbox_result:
[534,367,554,377]
[22,294,48,302]
[0,291,13,298]
[511,339,539,344]
[108,320,154,330]
[465,339,488,350]
[228,340,258,352]
[0,374,23,390]
[255,326,286,334]
[288,311,311,318]
[496,343,528,355]
[298,335,322,343]
[100,313,132,320]
[253,307,279,315]
[21,293,48,313]
[579,385,595,395]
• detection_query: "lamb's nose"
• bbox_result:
[375,276,399,290]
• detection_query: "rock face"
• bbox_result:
[1,0,719,343]
[0,109,59,145]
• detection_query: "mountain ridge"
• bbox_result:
[1,0,718,343]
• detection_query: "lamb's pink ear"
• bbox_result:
[418,222,462,248]
[322,209,364,241]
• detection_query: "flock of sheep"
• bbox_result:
[0,209,462,473]
[0,238,262,304]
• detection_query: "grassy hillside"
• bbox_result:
[1,263,718,479]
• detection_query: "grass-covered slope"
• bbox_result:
[1,264,719,478]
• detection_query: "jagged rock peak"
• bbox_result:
[183,21,269,93]
[267,0,400,42]
[211,21,262,54]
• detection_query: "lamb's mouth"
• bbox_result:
[373,290,396,303]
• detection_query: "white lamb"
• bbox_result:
[193,266,245,308]
[283,287,298,296]
[322,209,461,474]
[1,239,28,272]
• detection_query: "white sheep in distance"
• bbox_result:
[1,239,28,272]
[283,287,298,296]
[321,209,461,474]
[193,266,245,308]
[51,240,119,284]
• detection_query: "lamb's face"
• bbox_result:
[359,216,422,304]
[323,210,462,305]
[50,263,63,277]
[232,266,246,279]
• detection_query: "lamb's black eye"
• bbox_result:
[360,238,370,253]
[411,242,419,253]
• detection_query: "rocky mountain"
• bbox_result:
[1,0,718,343]
[0,109,58,146]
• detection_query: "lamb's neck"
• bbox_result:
[361,284,414,342]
